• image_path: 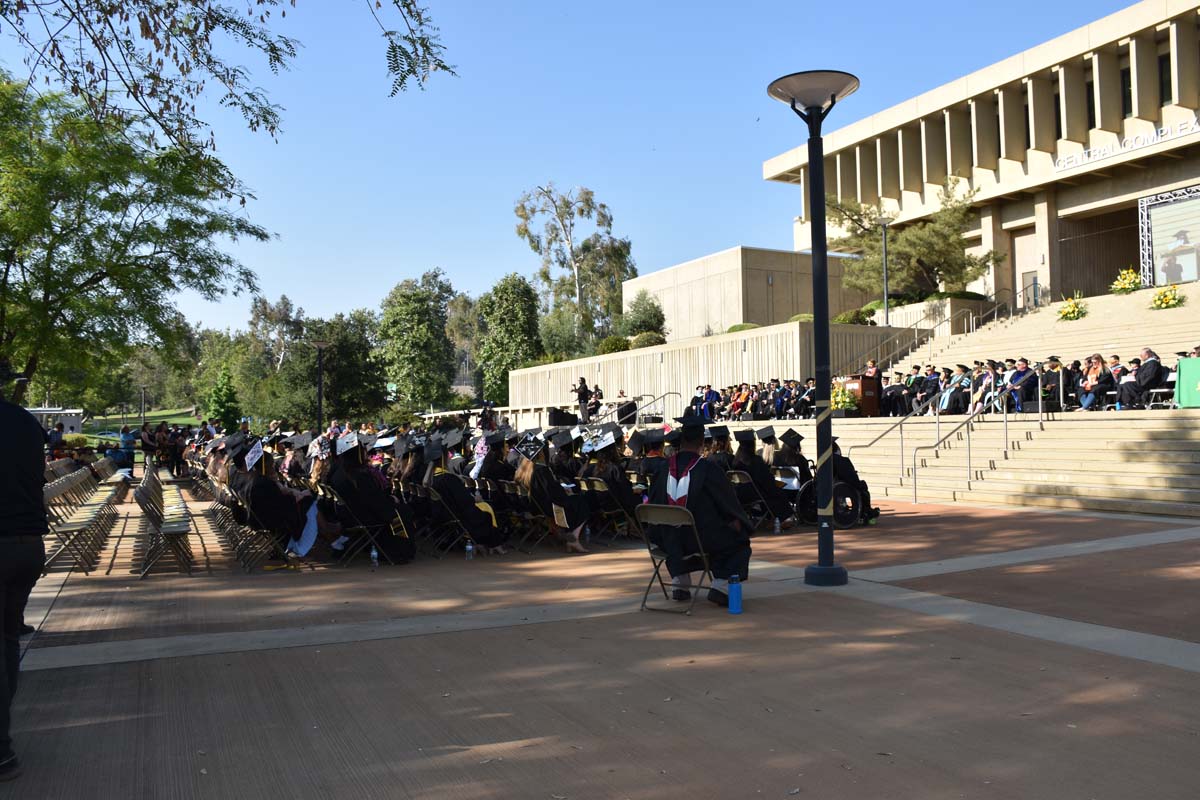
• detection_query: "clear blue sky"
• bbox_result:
[3,0,1132,330]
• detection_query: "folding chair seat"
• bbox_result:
[633,504,712,616]
[726,470,771,530]
[323,484,397,566]
[580,477,639,546]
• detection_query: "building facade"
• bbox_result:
[764,0,1200,304]
[621,246,868,341]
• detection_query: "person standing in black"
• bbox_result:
[0,365,48,782]
[574,377,591,424]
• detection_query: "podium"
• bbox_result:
[1176,358,1200,408]
[842,373,881,417]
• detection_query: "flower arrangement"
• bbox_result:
[1057,291,1088,321]
[1151,285,1186,310]
[1109,267,1141,295]
[831,384,859,411]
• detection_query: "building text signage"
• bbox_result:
[1055,115,1200,171]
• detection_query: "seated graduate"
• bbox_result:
[624,429,646,475]
[513,433,589,553]
[478,430,517,482]
[646,414,752,608]
[732,427,794,528]
[831,437,881,525]
[881,373,906,417]
[423,437,509,553]
[704,425,734,472]
[229,438,319,562]
[637,428,669,486]
[504,429,523,469]
[587,430,638,517]
[774,428,813,485]
[328,431,415,563]
[1116,347,1166,409]
[279,432,312,483]
[443,429,472,476]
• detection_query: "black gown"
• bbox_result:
[329,462,415,562]
[1117,359,1166,407]
[245,471,304,544]
[529,462,587,530]
[707,451,734,473]
[734,454,793,520]
[646,452,752,581]
[429,470,506,547]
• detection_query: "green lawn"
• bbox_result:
[84,406,200,436]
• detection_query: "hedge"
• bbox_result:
[630,331,667,349]
[596,335,631,354]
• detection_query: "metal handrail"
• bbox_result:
[844,382,956,483]
[835,306,945,377]
[836,307,978,379]
[911,370,1041,502]
[590,390,681,427]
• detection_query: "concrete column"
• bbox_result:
[898,124,922,191]
[1033,190,1060,294]
[1091,48,1122,133]
[1129,32,1161,122]
[921,114,948,189]
[1026,76,1056,152]
[1056,61,1088,144]
[945,106,972,177]
[797,167,807,222]
[836,150,857,204]
[856,142,879,204]
[876,132,900,203]
[980,204,1012,300]
[997,85,1025,161]
[1170,17,1199,110]
[970,94,999,170]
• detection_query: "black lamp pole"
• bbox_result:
[769,70,858,588]
[311,340,331,433]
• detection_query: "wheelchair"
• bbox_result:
[795,478,864,529]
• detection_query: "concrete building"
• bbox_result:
[621,246,868,341]
[764,0,1200,304]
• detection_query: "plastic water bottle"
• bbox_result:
[370,545,379,568]
[773,518,782,535]
[728,575,743,615]
[465,541,475,561]
[583,526,591,546]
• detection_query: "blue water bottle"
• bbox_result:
[728,575,743,615]
[370,545,379,568]
[465,541,475,561]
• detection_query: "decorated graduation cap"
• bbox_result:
[570,425,585,441]
[780,428,803,448]
[513,433,545,462]
[335,431,361,456]
[756,425,776,442]
[372,436,396,451]
[593,430,617,452]
[204,436,226,454]
[733,429,756,444]
[244,439,265,471]
[580,438,596,455]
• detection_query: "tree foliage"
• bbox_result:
[0,78,266,405]
[271,311,386,425]
[619,289,667,337]
[445,292,480,395]
[206,367,242,430]
[629,331,666,349]
[828,179,1003,296]
[378,268,455,411]
[596,335,630,354]
[514,183,635,347]
[0,1,454,148]
[249,295,305,372]
[477,273,541,405]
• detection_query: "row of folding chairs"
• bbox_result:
[131,467,198,577]
[189,461,290,573]
[42,459,125,573]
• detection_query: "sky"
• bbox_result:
[1,0,1133,330]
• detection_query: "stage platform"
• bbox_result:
[8,494,1200,799]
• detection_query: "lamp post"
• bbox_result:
[878,214,894,326]
[768,69,859,587]
[140,386,147,427]
[310,340,331,432]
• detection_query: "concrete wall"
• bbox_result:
[622,246,870,341]
[508,320,904,409]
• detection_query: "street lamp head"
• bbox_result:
[309,339,331,350]
[878,214,895,227]
[767,70,860,114]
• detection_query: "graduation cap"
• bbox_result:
[504,428,520,443]
[756,426,776,442]
[423,439,444,462]
[513,433,545,462]
[972,360,984,367]
[580,438,596,455]
[893,371,905,378]
[335,431,360,455]
[376,426,398,439]
[671,411,709,431]
[627,430,644,456]
[733,429,756,444]
[780,428,803,448]
[665,429,682,446]
[642,428,666,448]
[244,440,265,471]
[1175,351,1191,357]
[1046,355,1062,362]
[204,436,226,454]
[570,425,585,441]
[600,421,623,437]
[956,364,969,372]
[1004,358,1017,365]
[372,436,396,450]
[551,431,573,449]
[709,425,730,440]
[594,431,617,452]
[308,436,330,460]
[485,430,506,447]
[442,429,464,449]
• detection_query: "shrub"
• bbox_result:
[597,335,631,354]
[926,289,987,301]
[630,331,667,349]
[62,433,88,449]
[831,308,878,325]
[1110,267,1141,295]
[619,290,668,337]
[788,313,815,323]
[726,323,761,333]
[860,300,885,312]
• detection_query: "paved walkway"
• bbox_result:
[6,499,1200,798]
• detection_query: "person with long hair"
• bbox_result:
[424,440,508,553]
[514,435,588,553]
[328,434,414,564]
[705,426,734,472]
[732,429,793,528]
[1077,353,1114,411]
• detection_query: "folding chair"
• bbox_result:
[578,477,640,546]
[322,484,397,566]
[726,470,772,530]
[633,504,712,616]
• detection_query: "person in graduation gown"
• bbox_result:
[646,415,752,608]
[443,429,471,476]
[229,439,306,553]
[478,431,516,482]
[550,431,583,484]
[513,434,589,552]
[424,440,508,552]
[774,429,813,484]
[1116,347,1167,408]
[589,432,638,518]
[328,432,415,563]
[732,429,794,526]
[638,429,669,486]
[831,437,880,525]
[705,425,734,472]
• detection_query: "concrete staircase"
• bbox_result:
[726,408,1200,519]
[881,284,1198,374]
